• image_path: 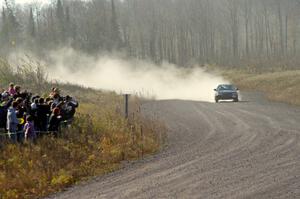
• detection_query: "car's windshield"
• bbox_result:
[218,85,236,91]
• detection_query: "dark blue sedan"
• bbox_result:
[214,84,239,103]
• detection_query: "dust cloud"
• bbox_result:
[45,48,228,102]
[8,48,228,102]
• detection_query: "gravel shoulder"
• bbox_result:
[49,92,300,199]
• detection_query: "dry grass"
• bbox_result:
[222,69,300,106]
[0,92,165,199]
[0,59,166,199]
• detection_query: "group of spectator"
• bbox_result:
[0,83,79,142]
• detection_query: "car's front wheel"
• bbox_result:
[215,98,219,103]
[233,98,239,102]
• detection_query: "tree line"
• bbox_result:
[1,0,300,69]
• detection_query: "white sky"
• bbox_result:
[0,0,50,7]
[15,0,43,3]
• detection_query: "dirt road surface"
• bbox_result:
[50,92,300,199]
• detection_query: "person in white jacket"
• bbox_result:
[7,101,19,142]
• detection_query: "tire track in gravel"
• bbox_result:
[49,92,300,199]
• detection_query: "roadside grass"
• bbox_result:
[222,69,300,106]
[0,59,165,199]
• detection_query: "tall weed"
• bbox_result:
[0,59,165,199]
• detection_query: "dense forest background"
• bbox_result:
[1,0,300,69]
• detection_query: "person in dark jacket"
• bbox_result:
[31,98,39,130]
[15,98,26,116]
[36,98,51,131]
[51,93,60,110]
[48,108,62,136]
[64,96,79,120]
[15,97,26,142]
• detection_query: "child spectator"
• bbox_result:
[7,101,19,142]
[24,115,36,142]
[8,83,16,96]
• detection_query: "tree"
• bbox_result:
[56,0,65,41]
[110,0,122,50]
[228,0,239,60]
[0,7,9,54]
[28,7,36,38]
[1,0,20,52]
[0,0,299,69]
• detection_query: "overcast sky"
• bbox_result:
[15,0,43,3]
[0,0,50,7]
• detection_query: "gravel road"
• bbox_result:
[50,92,300,199]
